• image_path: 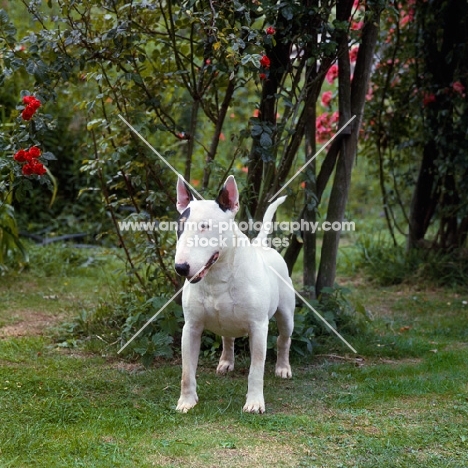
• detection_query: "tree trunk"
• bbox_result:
[244,28,291,220]
[316,5,381,295]
[303,60,318,299]
[408,0,466,251]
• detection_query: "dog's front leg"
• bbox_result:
[176,321,203,413]
[243,323,268,413]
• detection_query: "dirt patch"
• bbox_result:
[0,310,59,338]
[147,441,301,468]
[110,360,145,373]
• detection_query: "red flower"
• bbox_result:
[14,146,46,176]
[21,95,41,121]
[423,92,436,107]
[259,73,267,80]
[14,149,31,163]
[21,107,36,121]
[326,64,339,84]
[23,95,41,110]
[321,91,333,108]
[13,146,42,162]
[35,163,46,176]
[22,160,46,176]
[265,26,276,35]
[260,55,271,68]
[28,146,42,158]
[22,163,35,176]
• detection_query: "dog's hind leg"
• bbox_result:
[216,336,235,374]
[274,296,294,379]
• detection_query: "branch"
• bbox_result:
[202,76,236,189]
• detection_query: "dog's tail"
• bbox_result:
[255,196,287,242]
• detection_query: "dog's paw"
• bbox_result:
[216,360,234,374]
[275,365,292,379]
[176,395,198,413]
[243,397,265,414]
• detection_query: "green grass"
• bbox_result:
[1,244,468,467]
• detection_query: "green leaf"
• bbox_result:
[42,152,57,161]
[25,59,48,82]
[281,6,294,21]
[251,124,263,137]
[260,132,273,148]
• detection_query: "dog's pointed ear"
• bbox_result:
[176,175,194,213]
[216,175,239,213]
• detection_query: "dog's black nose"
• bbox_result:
[175,262,190,277]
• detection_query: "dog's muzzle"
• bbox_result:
[175,252,220,284]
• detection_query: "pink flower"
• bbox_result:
[351,21,363,31]
[453,81,465,96]
[321,91,333,108]
[316,112,340,143]
[265,26,276,35]
[326,64,339,84]
[349,46,359,63]
[399,9,415,28]
[316,113,332,143]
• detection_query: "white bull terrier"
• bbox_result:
[174,175,295,413]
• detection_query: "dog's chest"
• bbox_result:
[184,278,253,337]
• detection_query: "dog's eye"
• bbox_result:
[200,223,208,230]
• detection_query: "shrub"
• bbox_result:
[354,234,468,288]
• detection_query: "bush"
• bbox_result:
[59,280,370,364]
[354,234,468,288]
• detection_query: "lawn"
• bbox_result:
[1,245,467,467]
